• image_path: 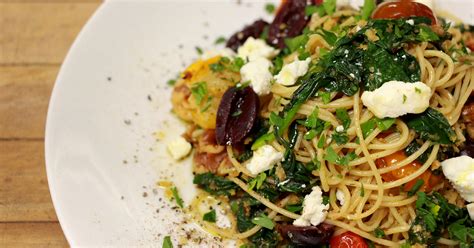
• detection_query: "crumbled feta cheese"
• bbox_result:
[201,48,236,60]
[336,189,345,206]
[335,125,344,132]
[406,19,415,25]
[274,58,311,86]
[293,186,329,226]
[467,203,474,221]
[441,155,474,202]
[238,37,279,61]
[246,145,283,175]
[167,137,192,160]
[240,57,273,95]
[215,207,232,229]
[414,0,434,9]
[361,81,432,118]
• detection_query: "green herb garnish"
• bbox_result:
[162,236,173,248]
[265,3,276,14]
[171,186,184,208]
[203,209,217,223]
[252,214,274,230]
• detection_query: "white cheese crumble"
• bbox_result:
[238,37,279,61]
[240,57,273,95]
[441,155,474,202]
[336,189,345,206]
[215,207,232,229]
[293,186,329,226]
[246,145,283,176]
[335,125,344,132]
[467,203,474,221]
[167,137,192,160]
[274,58,311,86]
[201,48,236,60]
[361,81,432,118]
[406,19,415,25]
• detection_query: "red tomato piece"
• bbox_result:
[372,0,438,25]
[330,232,368,248]
[375,150,442,192]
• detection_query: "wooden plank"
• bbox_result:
[0,141,57,222]
[0,2,100,64]
[0,66,58,138]
[0,222,68,248]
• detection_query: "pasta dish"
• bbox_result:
[166,0,474,247]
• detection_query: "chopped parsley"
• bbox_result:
[317,134,326,148]
[332,131,349,145]
[203,209,217,223]
[171,186,184,208]
[214,36,226,45]
[324,147,357,166]
[252,214,274,229]
[374,227,385,238]
[336,108,351,129]
[248,173,267,191]
[162,236,173,248]
[232,109,243,117]
[190,82,208,105]
[319,91,331,104]
[265,3,276,14]
[210,57,245,73]
[407,179,424,196]
[195,46,203,55]
[360,183,365,197]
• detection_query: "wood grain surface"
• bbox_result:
[0,1,100,247]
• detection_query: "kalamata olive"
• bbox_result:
[462,100,474,140]
[460,138,474,157]
[278,223,334,247]
[226,19,269,51]
[216,86,259,145]
[267,0,311,48]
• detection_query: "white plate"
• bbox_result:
[45,0,473,247]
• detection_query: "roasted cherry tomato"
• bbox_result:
[372,0,438,25]
[330,232,368,248]
[375,150,442,192]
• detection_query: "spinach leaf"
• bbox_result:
[404,141,432,164]
[363,44,420,91]
[278,153,313,194]
[409,192,473,246]
[203,209,216,222]
[404,108,457,144]
[193,173,238,196]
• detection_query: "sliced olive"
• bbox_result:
[216,87,259,145]
[278,223,334,247]
[226,19,269,51]
[267,0,311,48]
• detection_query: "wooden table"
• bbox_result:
[0,2,100,247]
